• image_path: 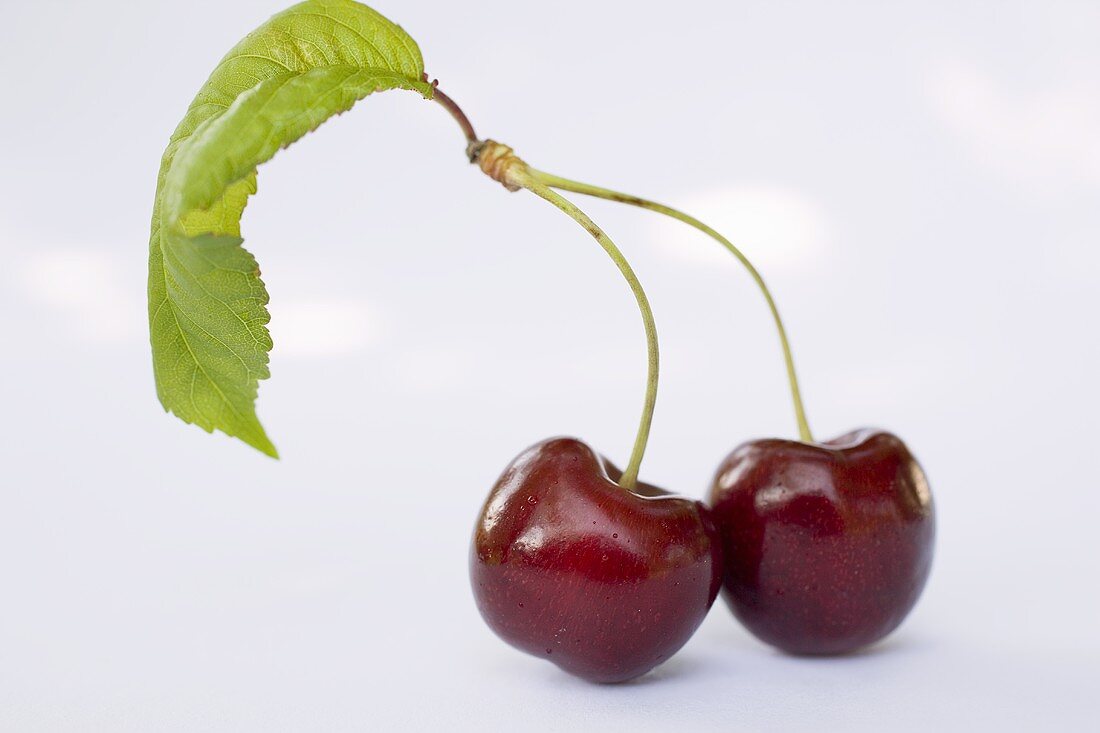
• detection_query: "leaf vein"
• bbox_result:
[162,244,264,371]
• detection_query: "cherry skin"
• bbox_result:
[471,437,723,683]
[707,428,934,655]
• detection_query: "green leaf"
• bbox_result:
[148,0,433,456]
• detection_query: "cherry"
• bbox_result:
[707,429,935,654]
[470,437,723,683]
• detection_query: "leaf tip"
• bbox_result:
[245,429,279,459]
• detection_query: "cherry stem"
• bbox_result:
[512,171,660,490]
[526,168,814,444]
[426,86,659,484]
[429,82,479,152]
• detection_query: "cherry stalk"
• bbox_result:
[521,169,813,442]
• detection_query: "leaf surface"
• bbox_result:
[148,0,432,456]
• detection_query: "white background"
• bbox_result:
[1,1,1098,730]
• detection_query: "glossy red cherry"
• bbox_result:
[707,428,934,655]
[471,437,723,683]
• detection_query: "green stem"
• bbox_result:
[527,168,813,443]
[512,169,659,490]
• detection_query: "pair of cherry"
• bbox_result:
[462,140,936,683]
[471,431,934,683]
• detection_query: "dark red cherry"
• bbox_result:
[707,428,934,655]
[471,437,723,683]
